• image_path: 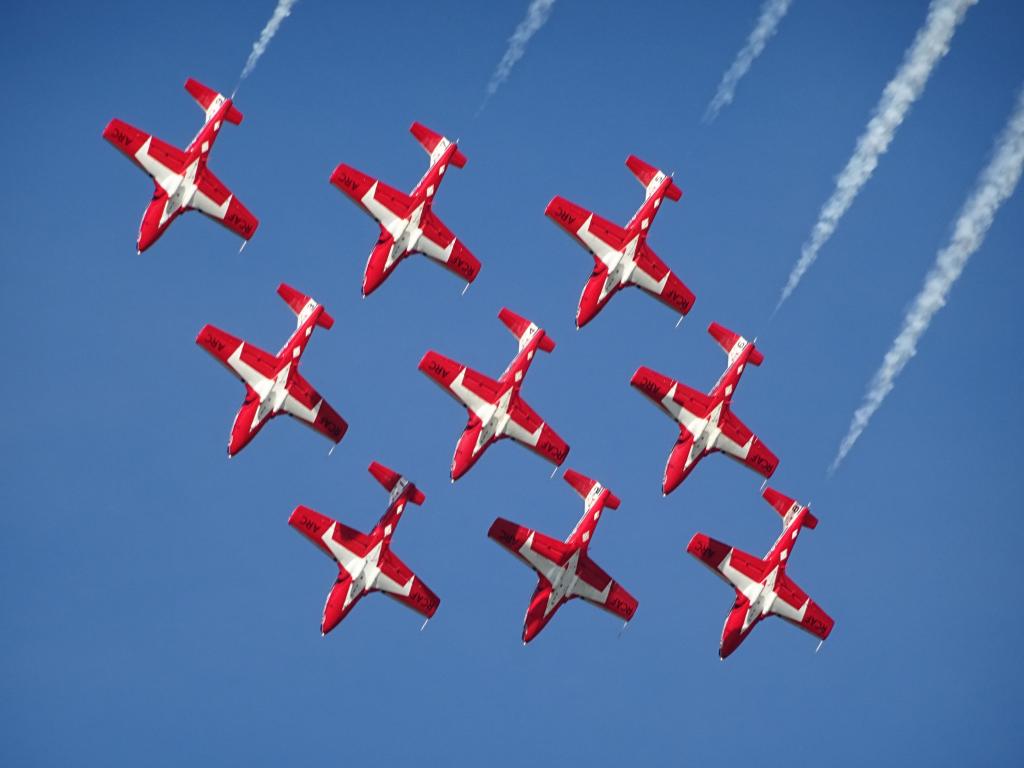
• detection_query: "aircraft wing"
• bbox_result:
[546,196,628,269]
[771,574,834,641]
[489,517,571,586]
[717,410,779,478]
[103,118,186,192]
[505,398,569,467]
[375,550,441,619]
[418,352,502,411]
[630,242,695,316]
[573,556,638,621]
[418,209,481,283]
[282,371,349,445]
[288,505,373,570]
[331,163,414,232]
[192,168,259,241]
[687,533,768,597]
[633,367,709,418]
[196,324,277,391]
[632,366,711,422]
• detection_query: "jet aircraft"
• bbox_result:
[545,155,695,327]
[418,308,569,480]
[103,78,258,252]
[687,487,834,658]
[196,283,347,456]
[631,322,778,495]
[289,462,440,634]
[330,122,480,296]
[488,470,638,643]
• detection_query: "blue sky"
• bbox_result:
[3,1,1023,764]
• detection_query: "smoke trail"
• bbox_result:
[479,0,556,112]
[830,88,1024,473]
[240,0,300,82]
[704,0,793,123]
[776,0,975,311]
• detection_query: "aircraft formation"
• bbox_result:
[104,78,834,657]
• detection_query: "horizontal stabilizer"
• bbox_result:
[410,121,466,168]
[626,154,681,201]
[277,283,333,329]
[563,469,620,509]
[708,322,761,366]
[368,461,425,505]
[499,307,554,353]
[185,78,242,125]
[763,487,817,530]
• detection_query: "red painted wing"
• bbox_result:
[773,574,834,641]
[288,506,372,559]
[488,517,571,577]
[196,324,243,367]
[418,352,501,404]
[193,168,259,241]
[330,163,413,221]
[718,410,778,478]
[283,372,348,445]
[376,551,440,619]
[196,324,277,382]
[631,366,711,418]
[545,195,628,252]
[575,556,638,621]
[103,118,186,179]
[507,398,569,467]
[687,533,768,593]
[419,210,481,283]
[632,242,695,315]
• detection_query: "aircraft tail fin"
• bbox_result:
[763,487,818,530]
[410,121,466,168]
[626,155,682,202]
[708,322,762,367]
[185,78,243,125]
[277,283,334,330]
[564,470,620,509]
[369,462,426,505]
[498,307,555,353]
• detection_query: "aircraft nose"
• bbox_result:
[719,636,739,659]
[522,621,541,644]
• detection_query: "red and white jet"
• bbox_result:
[196,283,348,457]
[289,462,440,635]
[103,78,259,253]
[418,308,569,481]
[631,322,778,495]
[687,487,834,658]
[330,122,480,296]
[488,470,638,643]
[545,155,696,328]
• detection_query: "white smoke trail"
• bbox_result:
[704,0,793,123]
[831,88,1024,473]
[777,0,975,311]
[479,0,556,112]
[240,0,300,82]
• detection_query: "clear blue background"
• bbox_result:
[3,1,1023,764]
